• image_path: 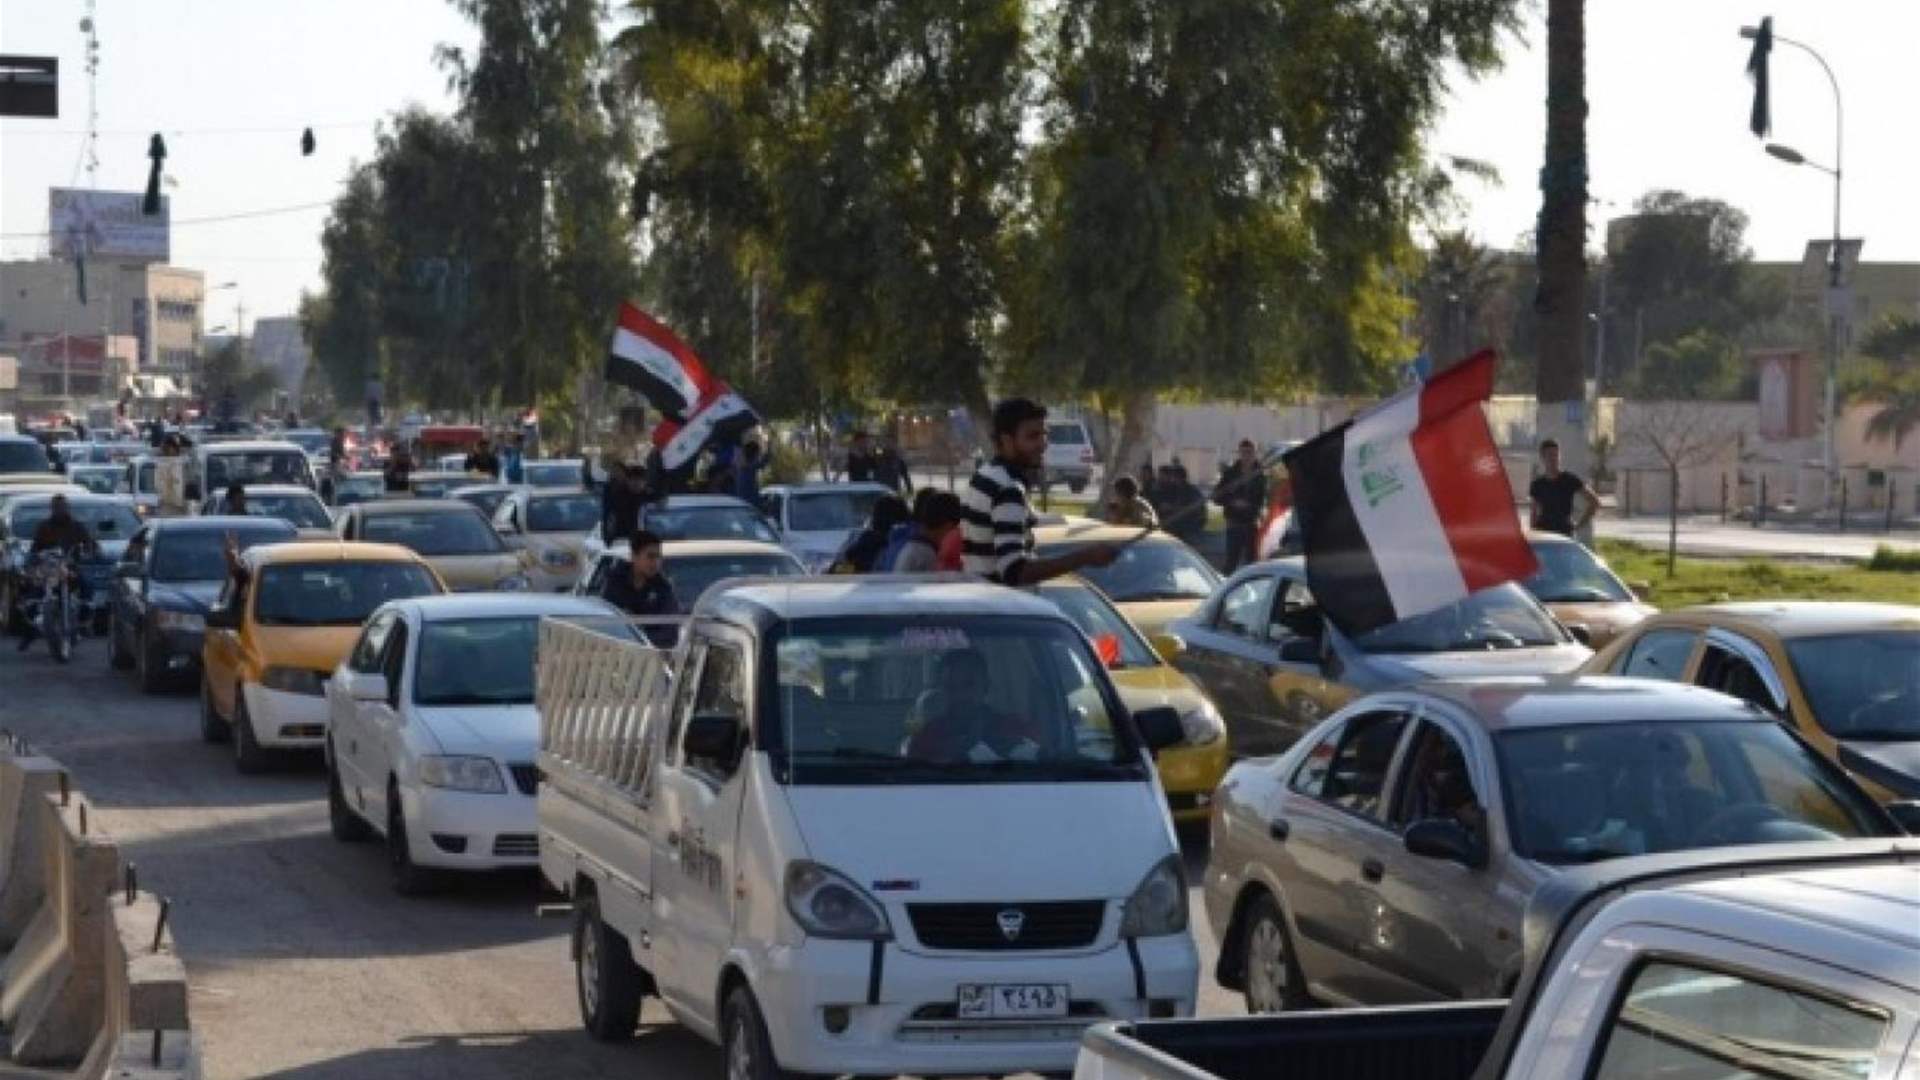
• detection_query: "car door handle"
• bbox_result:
[1360,857,1385,883]
[1268,818,1290,842]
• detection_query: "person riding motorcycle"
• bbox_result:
[16,495,100,652]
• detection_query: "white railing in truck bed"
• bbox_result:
[535,617,678,791]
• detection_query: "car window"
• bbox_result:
[1697,643,1781,711]
[1591,961,1887,1080]
[665,643,706,765]
[664,552,805,611]
[362,509,505,555]
[684,641,747,781]
[413,617,543,706]
[1267,578,1317,640]
[528,493,600,533]
[788,491,884,532]
[1290,724,1342,797]
[1390,722,1480,833]
[1041,538,1219,603]
[1215,576,1276,640]
[1521,540,1632,603]
[1785,631,1920,741]
[379,621,409,707]
[1321,711,1410,819]
[349,612,398,674]
[1616,628,1697,681]
[1046,422,1087,446]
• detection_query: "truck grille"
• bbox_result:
[907,901,1105,951]
[492,833,539,858]
[508,764,539,796]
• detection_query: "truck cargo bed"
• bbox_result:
[1076,1001,1506,1080]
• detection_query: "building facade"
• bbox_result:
[0,259,205,387]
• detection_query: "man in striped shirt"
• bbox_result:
[962,398,1119,585]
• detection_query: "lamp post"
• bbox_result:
[1744,22,1846,512]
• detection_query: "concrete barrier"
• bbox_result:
[79,892,198,1080]
[0,754,66,948]
[0,793,119,1064]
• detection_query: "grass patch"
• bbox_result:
[1596,539,1920,610]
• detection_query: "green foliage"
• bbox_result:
[1867,546,1920,573]
[1632,330,1748,400]
[1599,540,1920,608]
[1861,314,1920,369]
[1841,316,1920,451]
[1415,231,1514,366]
[199,339,281,414]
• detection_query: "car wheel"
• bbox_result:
[723,985,798,1080]
[137,625,168,694]
[232,694,269,774]
[107,613,132,671]
[574,891,644,1041]
[327,748,372,843]
[198,679,230,743]
[385,786,440,896]
[1242,892,1308,1014]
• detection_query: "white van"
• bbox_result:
[537,578,1197,1078]
[190,439,316,501]
[1044,416,1098,492]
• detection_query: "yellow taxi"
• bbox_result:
[1035,576,1230,826]
[201,542,445,773]
[1033,521,1222,639]
[1587,602,1920,803]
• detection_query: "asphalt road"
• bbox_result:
[0,636,1238,1079]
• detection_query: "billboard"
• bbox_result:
[48,188,170,262]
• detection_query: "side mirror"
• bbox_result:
[1563,622,1593,646]
[1278,637,1321,665]
[204,606,239,630]
[683,712,744,765]
[1149,634,1186,664]
[1404,818,1488,869]
[1885,800,1920,836]
[1131,706,1186,755]
[349,672,390,703]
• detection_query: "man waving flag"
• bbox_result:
[1282,350,1535,636]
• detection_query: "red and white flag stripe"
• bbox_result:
[606,302,720,420]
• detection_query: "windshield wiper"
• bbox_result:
[1530,846,1635,865]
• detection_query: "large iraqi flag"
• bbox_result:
[605,302,719,421]
[1282,350,1536,636]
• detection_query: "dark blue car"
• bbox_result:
[108,516,297,692]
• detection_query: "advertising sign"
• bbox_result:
[48,188,170,261]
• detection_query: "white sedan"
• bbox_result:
[323,592,624,894]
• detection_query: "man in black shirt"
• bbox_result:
[602,530,679,616]
[464,438,501,480]
[18,496,99,651]
[1212,439,1265,571]
[1528,438,1599,537]
[845,430,880,483]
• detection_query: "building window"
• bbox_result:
[157,300,200,323]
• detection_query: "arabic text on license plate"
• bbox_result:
[957,983,1069,1020]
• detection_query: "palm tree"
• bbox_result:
[1850,315,1920,449]
[1419,231,1509,366]
[1535,0,1587,454]
[1861,374,1920,451]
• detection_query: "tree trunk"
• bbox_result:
[1535,0,1590,477]
[1667,464,1680,577]
[1102,390,1158,520]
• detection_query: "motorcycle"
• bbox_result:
[18,551,90,664]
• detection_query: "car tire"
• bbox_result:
[1068,476,1088,494]
[574,891,644,1041]
[386,786,440,897]
[198,679,230,743]
[137,625,168,694]
[327,748,372,843]
[232,694,269,774]
[107,613,133,671]
[1241,892,1309,1014]
[722,985,799,1080]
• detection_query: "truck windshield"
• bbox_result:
[1495,719,1889,866]
[766,615,1147,785]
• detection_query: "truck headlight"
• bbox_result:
[1119,855,1188,938]
[495,573,531,592]
[784,861,892,940]
[152,609,205,633]
[1179,700,1225,746]
[418,755,506,794]
[261,665,326,696]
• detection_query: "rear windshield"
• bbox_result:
[205,451,311,489]
[665,552,803,608]
[1047,423,1088,445]
[1039,539,1219,603]
[68,468,122,495]
[362,509,504,556]
[253,562,441,626]
[152,525,294,582]
[528,493,600,532]
[0,441,50,474]
[1523,540,1632,603]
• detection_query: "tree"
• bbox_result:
[1627,400,1741,576]
[1416,231,1512,367]
[1535,0,1588,466]
[1024,0,1521,500]
[198,339,281,416]
[306,167,386,417]
[1632,330,1747,401]
[1845,315,1920,450]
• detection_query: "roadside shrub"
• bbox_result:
[1868,545,1920,572]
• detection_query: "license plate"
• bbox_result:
[957,983,1069,1020]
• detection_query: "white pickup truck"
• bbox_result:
[536,577,1199,1079]
[1073,840,1920,1080]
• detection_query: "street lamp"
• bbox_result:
[1744,21,1846,513]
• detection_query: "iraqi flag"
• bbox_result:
[606,302,720,421]
[651,388,761,482]
[1282,350,1535,636]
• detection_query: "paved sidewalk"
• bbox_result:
[1595,514,1920,562]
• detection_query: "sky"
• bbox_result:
[1,0,1914,330]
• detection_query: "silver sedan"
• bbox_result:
[1202,675,1901,1014]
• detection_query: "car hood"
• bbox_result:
[1837,741,1920,799]
[1356,643,1593,687]
[1114,599,1206,639]
[425,552,527,591]
[249,625,363,672]
[414,704,539,761]
[1108,664,1209,712]
[150,579,223,613]
[781,781,1174,902]
[1544,600,1657,648]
